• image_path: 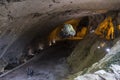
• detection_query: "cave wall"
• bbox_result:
[0,0,120,63]
[67,10,120,72]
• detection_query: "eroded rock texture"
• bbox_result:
[0,0,120,73]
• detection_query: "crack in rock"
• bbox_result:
[6,0,25,3]
[52,0,60,3]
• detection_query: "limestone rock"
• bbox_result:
[74,64,120,80]
[74,74,102,80]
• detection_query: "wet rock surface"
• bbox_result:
[67,34,107,72]
[65,39,120,80]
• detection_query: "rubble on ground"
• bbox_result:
[74,64,120,80]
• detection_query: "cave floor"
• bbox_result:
[0,44,72,80]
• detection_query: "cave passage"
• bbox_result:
[1,11,120,80]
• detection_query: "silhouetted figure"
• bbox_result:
[0,72,3,75]
[26,67,34,77]
[77,16,89,32]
